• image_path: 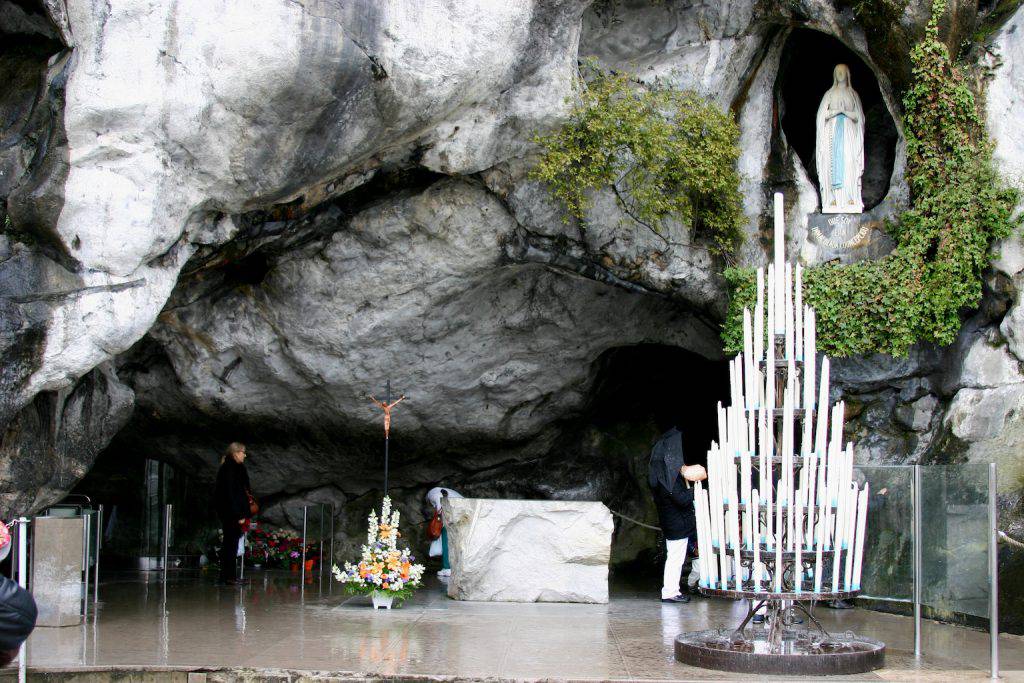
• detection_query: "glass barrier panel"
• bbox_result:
[853,465,914,602]
[920,463,991,619]
[84,509,99,570]
[302,504,330,574]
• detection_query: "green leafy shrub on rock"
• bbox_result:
[531,67,744,258]
[725,0,1018,357]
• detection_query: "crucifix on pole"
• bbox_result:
[368,379,405,497]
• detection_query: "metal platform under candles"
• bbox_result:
[674,193,884,676]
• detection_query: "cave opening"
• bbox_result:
[776,29,899,210]
[54,341,733,574]
[587,343,730,469]
[558,343,729,572]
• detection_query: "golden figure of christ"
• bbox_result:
[369,395,405,438]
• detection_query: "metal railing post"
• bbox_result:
[9,520,19,583]
[913,464,922,658]
[81,513,90,618]
[990,462,999,679]
[162,504,172,584]
[16,517,28,589]
[94,505,103,603]
[301,506,308,573]
[319,505,325,580]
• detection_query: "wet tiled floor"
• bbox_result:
[19,570,1024,680]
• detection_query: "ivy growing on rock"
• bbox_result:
[531,66,744,257]
[724,0,1018,357]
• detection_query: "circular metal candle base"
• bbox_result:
[675,628,885,676]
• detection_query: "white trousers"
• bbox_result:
[661,538,689,599]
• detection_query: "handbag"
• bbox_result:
[427,509,443,540]
[247,490,260,516]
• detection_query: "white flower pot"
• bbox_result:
[371,591,394,610]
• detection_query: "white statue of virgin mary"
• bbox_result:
[815,64,865,214]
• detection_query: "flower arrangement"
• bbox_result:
[244,523,317,568]
[332,496,424,603]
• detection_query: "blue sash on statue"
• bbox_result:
[831,113,846,189]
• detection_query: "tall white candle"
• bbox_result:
[832,481,848,593]
[795,263,803,361]
[801,401,813,460]
[741,451,752,549]
[696,484,712,588]
[804,307,815,409]
[815,356,830,456]
[728,457,742,590]
[710,447,723,550]
[852,483,869,590]
[784,262,794,361]
[754,268,764,364]
[814,494,825,593]
[773,192,785,334]
[822,450,833,551]
[708,489,720,590]
[758,407,767,498]
[695,483,707,586]
[765,462,774,550]
[794,502,804,593]
[743,309,754,407]
[805,453,818,549]
[766,265,776,411]
[844,484,858,591]
[747,407,755,465]
[783,383,794,552]
[752,488,762,591]
[775,484,784,592]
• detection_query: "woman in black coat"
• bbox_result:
[214,442,252,585]
[649,427,706,603]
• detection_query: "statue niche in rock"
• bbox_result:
[816,64,865,214]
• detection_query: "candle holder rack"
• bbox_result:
[674,193,885,676]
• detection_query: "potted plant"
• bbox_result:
[332,496,424,609]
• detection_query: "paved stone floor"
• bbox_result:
[14,570,1024,680]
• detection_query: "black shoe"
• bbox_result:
[661,594,690,604]
[752,613,765,624]
[824,599,854,609]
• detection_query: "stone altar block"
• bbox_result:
[442,498,612,603]
[31,516,84,627]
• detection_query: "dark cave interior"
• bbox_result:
[67,341,731,570]
[586,343,730,471]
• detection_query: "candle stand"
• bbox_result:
[674,193,885,675]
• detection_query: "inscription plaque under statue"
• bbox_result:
[804,210,894,265]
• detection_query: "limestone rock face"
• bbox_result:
[442,498,612,603]
[3,0,590,406]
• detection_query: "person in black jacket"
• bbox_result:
[214,442,253,585]
[649,427,706,603]
[0,575,36,667]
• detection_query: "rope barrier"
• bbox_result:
[998,529,1024,549]
[609,509,661,531]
